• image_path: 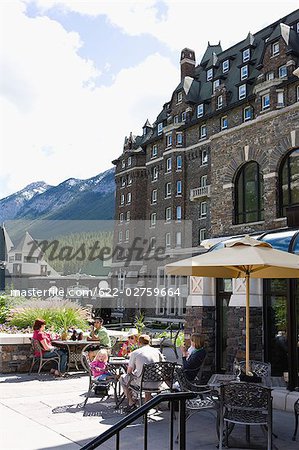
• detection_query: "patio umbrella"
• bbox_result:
[165,235,299,374]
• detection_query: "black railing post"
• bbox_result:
[116,431,120,450]
[179,398,186,450]
[144,412,148,450]
[169,400,174,450]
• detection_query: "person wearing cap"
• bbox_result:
[120,334,165,413]
[118,328,139,357]
[87,317,111,347]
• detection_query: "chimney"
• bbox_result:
[180,48,196,81]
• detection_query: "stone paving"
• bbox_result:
[0,371,298,450]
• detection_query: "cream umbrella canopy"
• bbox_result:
[165,236,299,374]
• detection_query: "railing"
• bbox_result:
[81,391,197,450]
[190,185,211,200]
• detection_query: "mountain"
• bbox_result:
[0,168,115,222]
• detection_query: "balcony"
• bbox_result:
[190,185,211,201]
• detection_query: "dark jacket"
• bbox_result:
[182,347,206,381]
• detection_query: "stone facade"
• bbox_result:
[0,343,31,373]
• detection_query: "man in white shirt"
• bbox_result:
[120,334,164,412]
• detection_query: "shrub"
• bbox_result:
[8,299,89,331]
[0,296,10,324]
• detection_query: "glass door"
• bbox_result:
[216,278,232,372]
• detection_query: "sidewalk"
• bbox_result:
[0,372,298,450]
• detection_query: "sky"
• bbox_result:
[1,0,299,198]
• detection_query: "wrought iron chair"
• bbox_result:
[129,361,176,407]
[292,398,299,441]
[28,338,60,374]
[174,366,219,441]
[219,382,273,450]
[159,329,181,359]
[237,360,271,386]
[81,344,119,408]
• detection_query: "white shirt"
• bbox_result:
[128,345,164,379]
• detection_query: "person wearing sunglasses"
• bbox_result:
[118,328,139,357]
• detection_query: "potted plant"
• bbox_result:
[134,312,145,335]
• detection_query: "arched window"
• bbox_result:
[279,148,299,216]
[235,161,264,224]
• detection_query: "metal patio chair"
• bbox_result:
[159,329,181,359]
[292,398,299,441]
[28,338,60,375]
[237,360,271,386]
[129,361,176,407]
[219,382,273,450]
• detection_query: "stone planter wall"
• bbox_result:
[0,342,32,373]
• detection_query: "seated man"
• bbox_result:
[120,334,164,412]
[87,317,111,346]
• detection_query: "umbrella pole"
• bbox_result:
[245,273,250,374]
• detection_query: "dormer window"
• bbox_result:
[158,122,163,135]
[241,65,248,80]
[152,145,158,158]
[213,79,220,93]
[181,111,186,122]
[217,95,223,109]
[297,22,299,33]
[243,48,250,62]
[177,91,183,103]
[127,156,132,167]
[279,65,287,78]
[166,134,172,147]
[239,84,246,100]
[174,115,179,124]
[197,104,204,118]
[222,60,229,73]
[272,42,280,56]
[121,160,125,169]
[207,68,213,81]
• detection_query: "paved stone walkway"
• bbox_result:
[0,372,298,450]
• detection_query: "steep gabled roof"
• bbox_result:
[200,42,222,65]
[241,32,256,49]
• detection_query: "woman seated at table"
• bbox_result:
[118,328,139,357]
[180,333,206,381]
[32,318,68,377]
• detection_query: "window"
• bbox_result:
[181,111,187,122]
[279,148,299,216]
[165,182,171,198]
[174,115,179,124]
[279,65,287,78]
[213,79,220,93]
[177,91,183,103]
[297,85,299,101]
[166,157,172,172]
[266,71,274,81]
[121,160,125,169]
[165,232,171,248]
[152,145,158,158]
[120,194,125,205]
[200,175,207,187]
[158,122,163,135]
[199,228,207,244]
[15,253,22,261]
[151,212,157,227]
[241,65,248,80]
[177,155,182,170]
[119,213,124,223]
[207,68,213,81]
[297,22,299,33]
[152,166,158,181]
[262,93,270,110]
[235,161,264,224]
[125,229,130,242]
[128,174,132,185]
[200,124,207,138]
[200,202,207,218]
[150,237,156,250]
[197,103,204,117]
[277,91,284,107]
[176,231,182,248]
[243,48,250,62]
[176,132,183,146]
[243,106,253,121]
[166,134,172,147]
[126,211,130,221]
[222,60,229,73]
[217,95,223,109]
[118,231,123,243]
[127,156,132,167]
[272,42,279,56]
[121,177,126,187]
[151,189,157,204]
[165,207,172,222]
[127,192,131,204]
[221,115,228,130]
[239,84,246,100]
[176,206,182,221]
[176,180,182,195]
[201,149,208,165]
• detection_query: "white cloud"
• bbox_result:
[0,1,178,196]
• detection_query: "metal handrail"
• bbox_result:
[81,391,197,450]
